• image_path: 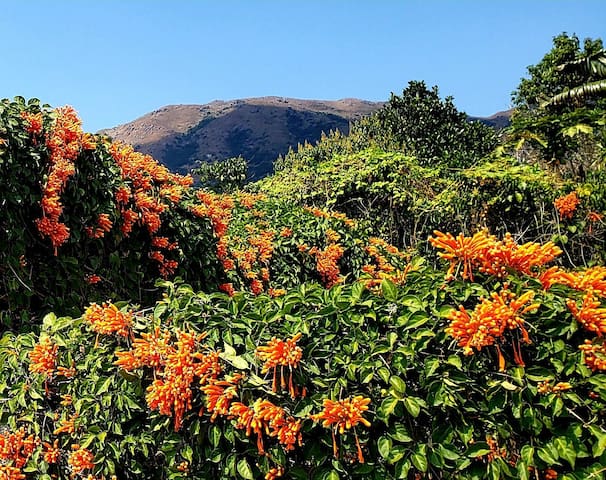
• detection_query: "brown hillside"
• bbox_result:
[100,97,382,178]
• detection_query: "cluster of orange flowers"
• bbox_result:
[303,206,356,228]
[361,237,410,288]
[256,333,303,398]
[310,395,371,463]
[305,229,345,288]
[21,111,43,136]
[200,374,242,422]
[84,213,113,239]
[67,444,95,474]
[110,141,192,277]
[145,331,221,431]
[445,287,539,370]
[538,265,606,371]
[0,428,39,471]
[554,191,580,220]
[566,291,606,336]
[35,106,96,252]
[229,398,303,455]
[53,413,78,436]
[28,336,58,379]
[115,328,222,431]
[537,380,572,395]
[429,230,562,281]
[190,191,235,239]
[83,302,133,339]
[192,192,282,295]
[579,340,606,371]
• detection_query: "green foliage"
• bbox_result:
[512,33,604,112]
[361,80,497,168]
[193,156,249,193]
[2,252,605,479]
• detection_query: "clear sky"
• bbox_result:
[1,1,604,132]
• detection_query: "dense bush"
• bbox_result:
[1,233,605,479]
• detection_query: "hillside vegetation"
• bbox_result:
[1,33,606,480]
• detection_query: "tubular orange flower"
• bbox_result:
[310,396,371,463]
[29,336,58,378]
[83,302,133,338]
[265,466,285,480]
[0,428,39,469]
[145,330,220,431]
[201,374,242,421]
[42,439,60,464]
[554,191,580,220]
[0,466,26,480]
[21,111,43,135]
[256,333,303,397]
[53,414,78,435]
[68,445,95,474]
[229,398,294,455]
[309,243,345,288]
[429,230,492,281]
[115,327,173,371]
[579,339,606,371]
[560,266,606,297]
[445,287,538,369]
[567,291,606,336]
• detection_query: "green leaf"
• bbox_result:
[554,437,576,468]
[377,397,400,423]
[403,397,421,418]
[378,436,393,459]
[237,458,254,479]
[411,444,428,472]
[381,279,398,302]
[466,442,491,458]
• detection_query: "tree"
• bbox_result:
[512,33,604,112]
[509,34,606,176]
[365,80,497,168]
[193,156,249,193]
[543,49,606,108]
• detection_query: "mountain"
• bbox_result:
[99,97,512,178]
[468,109,513,129]
[99,97,382,178]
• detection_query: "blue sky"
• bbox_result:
[1,1,604,132]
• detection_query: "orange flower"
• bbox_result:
[554,191,580,220]
[201,374,242,421]
[279,227,293,238]
[145,330,220,431]
[579,339,606,371]
[265,466,285,480]
[53,413,78,435]
[42,439,60,464]
[429,230,492,281]
[0,428,39,469]
[309,243,345,288]
[115,327,173,371]
[567,291,606,336]
[21,111,43,135]
[256,334,303,397]
[29,336,58,378]
[446,287,538,369]
[68,444,95,474]
[229,398,296,455]
[310,396,371,463]
[0,466,26,480]
[85,273,102,284]
[83,302,133,338]
[268,288,286,298]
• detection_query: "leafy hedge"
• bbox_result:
[1,232,605,479]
